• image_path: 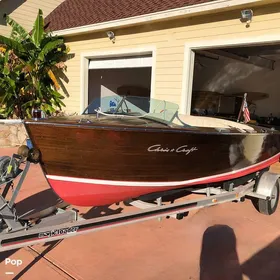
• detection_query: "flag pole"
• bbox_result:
[237,92,247,123]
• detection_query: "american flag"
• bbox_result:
[242,95,250,123]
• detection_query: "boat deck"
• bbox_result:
[25,115,171,128]
[24,115,280,136]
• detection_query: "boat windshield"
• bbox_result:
[83,95,179,124]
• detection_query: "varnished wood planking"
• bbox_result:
[24,119,280,182]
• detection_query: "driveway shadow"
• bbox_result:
[15,189,67,219]
[82,205,124,219]
[199,225,243,280]
[199,225,280,280]
[0,249,18,264]
[0,189,65,264]
[12,241,63,280]
[242,236,280,280]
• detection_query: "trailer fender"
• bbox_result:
[255,171,280,199]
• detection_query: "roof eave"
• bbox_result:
[50,0,267,37]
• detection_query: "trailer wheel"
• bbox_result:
[17,145,29,158]
[0,156,19,178]
[257,179,279,215]
[27,148,41,163]
[0,156,11,176]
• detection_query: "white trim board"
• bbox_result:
[53,0,264,37]
[80,47,157,114]
[89,55,153,69]
[181,32,280,115]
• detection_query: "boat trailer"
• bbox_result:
[0,148,279,252]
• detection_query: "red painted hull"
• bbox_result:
[47,153,280,206]
[48,179,171,206]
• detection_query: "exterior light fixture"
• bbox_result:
[240,9,253,27]
[106,31,116,43]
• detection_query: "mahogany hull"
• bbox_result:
[24,120,280,206]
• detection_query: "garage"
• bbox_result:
[88,54,153,105]
[190,43,280,130]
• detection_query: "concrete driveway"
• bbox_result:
[0,147,280,280]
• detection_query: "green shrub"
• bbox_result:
[0,9,72,119]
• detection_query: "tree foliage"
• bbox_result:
[0,9,72,119]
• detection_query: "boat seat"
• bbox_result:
[173,114,255,131]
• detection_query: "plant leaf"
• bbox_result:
[0,35,25,55]
[6,15,30,42]
[38,39,63,61]
[51,90,64,98]
[31,9,44,47]
[47,69,60,90]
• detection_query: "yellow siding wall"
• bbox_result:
[57,3,280,113]
[0,0,64,36]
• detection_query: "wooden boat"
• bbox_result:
[24,95,280,206]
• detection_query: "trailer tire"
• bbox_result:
[257,179,279,215]
[0,156,19,179]
[17,145,29,158]
[0,156,11,176]
[27,148,41,163]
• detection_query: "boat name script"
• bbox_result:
[148,144,198,155]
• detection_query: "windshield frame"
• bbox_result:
[82,95,179,125]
